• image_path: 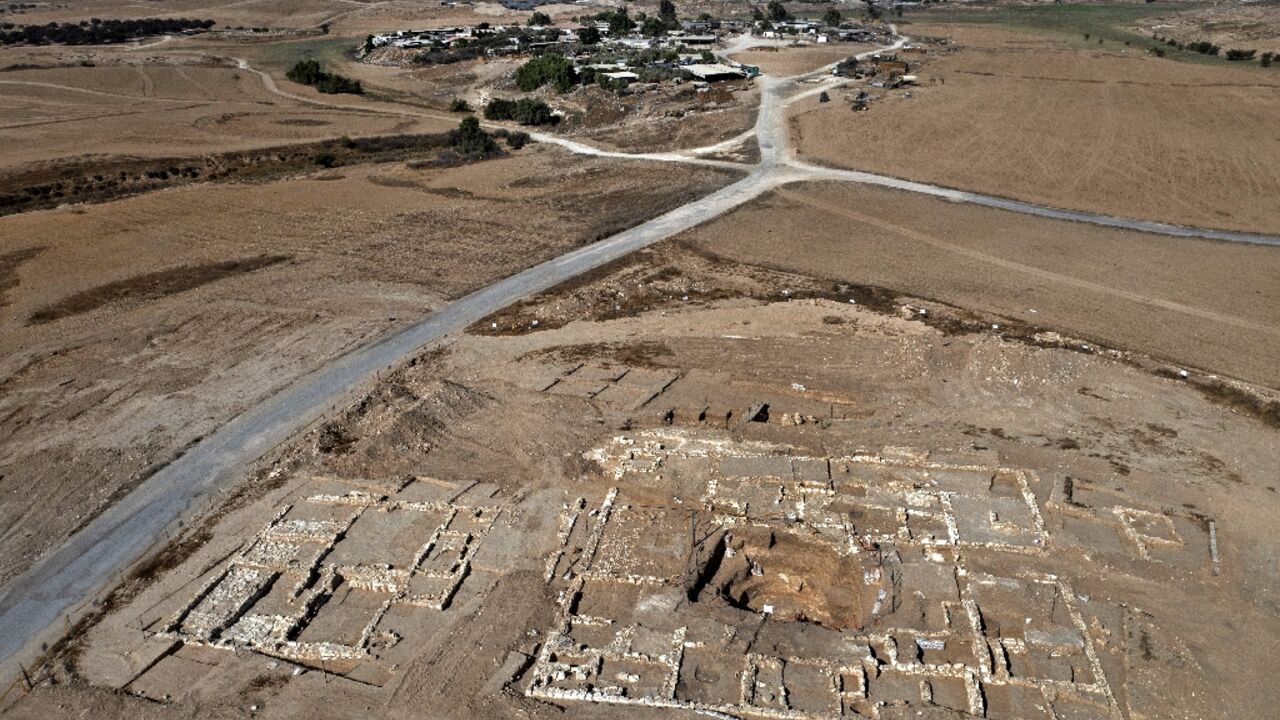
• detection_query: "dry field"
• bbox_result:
[7,237,1276,719]
[791,24,1280,234]
[731,42,873,76]
[675,180,1280,389]
[0,45,458,171]
[0,147,739,589]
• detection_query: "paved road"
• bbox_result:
[4,32,1279,671]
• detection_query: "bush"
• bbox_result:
[528,11,551,26]
[313,152,336,168]
[1187,40,1220,56]
[1262,52,1274,68]
[484,97,517,120]
[483,97,557,126]
[514,98,555,125]
[506,131,530,150]
[447,116,500,158]
[1224,48,1256,62]
[514,52,577,92]
[286,59,362,94]
[449,97,472,112]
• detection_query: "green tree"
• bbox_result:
[578,25,600,44]
[528,11,551,26]
[641,15,665,37]
[767,1,790,22]
[658,0,678,28]
[449,115,500,157]
[608,7,634,35]
[484,97,517,121]
[450,97,472,112]
[822,8,841,26]
[514,53,577,92]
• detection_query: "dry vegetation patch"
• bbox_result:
[792,23,1280,233]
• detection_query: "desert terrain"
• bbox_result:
[791,22,1280,233]
[0,0,1278,718]
[16,241,1280,720]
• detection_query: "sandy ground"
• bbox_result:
[0,148,738,590]
[674,180,1280,389]
[731,43,873,76]
[7,238,1276,719]
[790,24,1280,234]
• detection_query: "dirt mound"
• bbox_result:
[695,527,881,632]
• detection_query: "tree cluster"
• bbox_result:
[483,97,557,125]
[0,17,213,45]
[286,59,363,94]
[515,52,577,92]
[447,116,502,158]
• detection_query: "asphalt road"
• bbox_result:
[3,33,1279,672]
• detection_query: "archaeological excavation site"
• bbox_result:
[11,242,1270,720]
[2,0,1279,717]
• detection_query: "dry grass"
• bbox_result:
[791,24,1280,233]
[674,180,1280,389]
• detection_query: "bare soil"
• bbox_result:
[672,180,1280,389]
[0,147,738,589]
[791,23,1280,234]
[12,233,1276,720]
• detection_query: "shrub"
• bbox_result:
[515,52,577,92]
[447,116,500,158]
[1262,52,1273,68]
[1224,48,1256,62]
[450,97,472,112]
[338,135,355,148]
[313,152,336,168]
[506,131,530,150]
[484,97,517,121]
[286,59,363,94]
[484,97,556,126]
[286,59,324,85]
[1187,40,1220,56]
[514,98,555,125]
